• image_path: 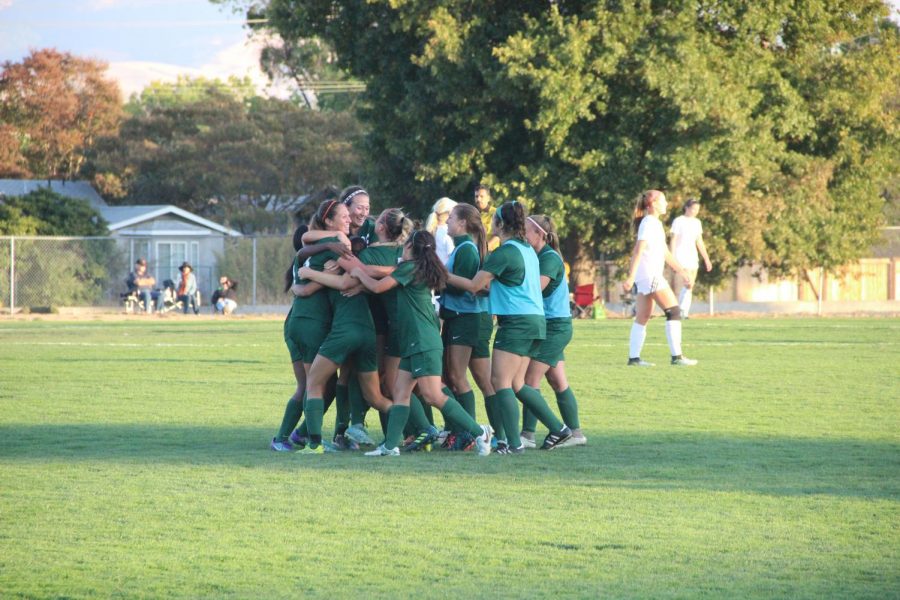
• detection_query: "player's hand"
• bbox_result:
[298,266,313,279]
[683,273,694,289]
[704,259,712,272]
[323,260,340,273]
[327,242,353,259]
[339,255,363,273]
[342,283,365,297]
[622,279,634,294]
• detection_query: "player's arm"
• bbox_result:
[622,239,645,293]
[696,236,712,272]
[447,270,493,294]
[351,268,399,294]
[664,248,693,289]
[297,241,351,261]
[338,254,395,278]
[291,281,323,297]
[298,266,357,291]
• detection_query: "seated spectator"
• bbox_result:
[125,258,156,314]
[176,262,199,314]
[212,276,238,315]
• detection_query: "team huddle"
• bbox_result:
[270,186,704,457]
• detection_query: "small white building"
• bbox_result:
[0,179,242,291]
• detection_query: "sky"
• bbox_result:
[1,0,898,102]
[0,0,283,99]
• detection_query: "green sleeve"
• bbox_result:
[390,260,416,287]
[539,250,565,297]
[482,244,512,278]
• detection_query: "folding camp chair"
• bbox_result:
[570,283,600,319]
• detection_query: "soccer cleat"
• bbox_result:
[558,433,588,448]
[541,426,573,450]
[435,429,451,447]
[345,423,376,446]
[441,433,458,450]
[671,355,698,366]
[289,430,308,449]
[450,431,475,451]
[627,357,655,367]
[403,426,438,452]
[364,444,400,457]
[474,425,492,456]
[332,434,360,451]
[296,443,325,455]
[495,440,509,454]
[270,437,295,452]
[519,431,537,449]
[508,444,525,455]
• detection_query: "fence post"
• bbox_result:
[252,236,257,306]
[709,286,714,316]
[9,237,14,314]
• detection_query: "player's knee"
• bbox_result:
[664,306,682,321]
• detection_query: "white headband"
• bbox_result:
[527,216,547,237]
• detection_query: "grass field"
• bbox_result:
[0,316,898,598]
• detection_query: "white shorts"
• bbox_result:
[633,276,670,296]
[216,299,238,312]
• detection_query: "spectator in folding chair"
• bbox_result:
[570,283,598,319]
[176,262,199,315]
[125,258,156,314]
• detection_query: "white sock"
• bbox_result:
[679,287,692,317]
[629,322,647,359]
[665,320,683,357]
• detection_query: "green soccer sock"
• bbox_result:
[516,385,564,432]
[439,396,482,438]
[378,410,389,436]
[484,393,505,442]
[384,405,410,450]
[521,406,538,434]
[304,397,324,446]
[334,383,350,435]
[456,389,476,419]
[495,388,521,448]
[408,393,432,434]
[555,387,581,430]
[276,397,304,441]
[348,376,367,426]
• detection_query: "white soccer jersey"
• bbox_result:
[671,215,703,268]
[636,215,666,282]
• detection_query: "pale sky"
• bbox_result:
[0,0,284,99]
[1,0,898,102]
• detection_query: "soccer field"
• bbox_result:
[1,317,897,598]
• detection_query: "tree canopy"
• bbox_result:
[0,187,108,236]
[250,0,900,280]
[86,76,365,233]
[0,49,123,181]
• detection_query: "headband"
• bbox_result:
[342,189,368,205]
[527,216,547,237]
[322,199,338,219]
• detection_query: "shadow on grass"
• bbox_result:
[1,424,897,500]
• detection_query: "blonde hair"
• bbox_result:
[425,197,458,234]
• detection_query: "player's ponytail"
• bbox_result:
[494,201,527,240]
[632,190,659,234]
[407,230,448,291]
[451,203,487,261]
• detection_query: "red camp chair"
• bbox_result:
[570,283,600,318]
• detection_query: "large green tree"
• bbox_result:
[86,77,365,232]
[247,0,899,282]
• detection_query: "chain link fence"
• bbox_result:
[0,235,294,313]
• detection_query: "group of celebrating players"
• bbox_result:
[270,184,588,456]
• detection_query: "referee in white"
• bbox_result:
[669,198,712,318]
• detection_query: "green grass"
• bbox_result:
[1,317,898,599]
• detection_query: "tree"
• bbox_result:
[86,77,365,233]
[0,49,123,180]
[248,0,899,283]
[0,187,107,235]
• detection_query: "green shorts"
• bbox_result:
[441,311,492,359]
[317,325,378,372]
[492,314,545,357]
[399,349,443,378]
[529,318,572,368]
[285,317,330,364]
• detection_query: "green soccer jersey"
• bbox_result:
[482,239,526,287]
[389,260,442,357]
[537,245,565,298]
[443,234,481,297]
[327,288,374,329]
[290,237,339,321]
[354,217,377,246]
[359,244,402,329]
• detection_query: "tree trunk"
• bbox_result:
[562,233,597,288]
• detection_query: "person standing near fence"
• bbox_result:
[623,190,697,367]
[669,198,712,318]
[176,262,198,314]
